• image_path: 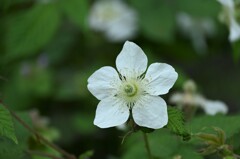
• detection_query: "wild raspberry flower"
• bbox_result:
[170,80,228,115]
[87,41,178,129]
[88,0,138,42]
[217,0,240,42]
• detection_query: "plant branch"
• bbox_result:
[1,104,77,159]
[142,132,152,159]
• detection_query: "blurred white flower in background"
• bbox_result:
[88,0,138,42]
[116,123,127,131]
[88,41,178,129]
[29,109,50,129]
[29,109,60,141]
[201,100,228,115]
[217,0,240,42]
[170,80,228,115]
[176,12,216,53]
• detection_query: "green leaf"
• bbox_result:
[0,104,18,144]
[173,145,203,159]
[4,3,60,61]
[59,0,89,31]
[232,40,240,62]
[189,115,240,139]
[0,112,32,159]
[122,129,203,159]
[166,107,190,141]
[122,129,179,159]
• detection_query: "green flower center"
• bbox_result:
[124,83,138,97]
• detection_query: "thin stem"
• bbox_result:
[142,132,152,159]
[120,130,133,144]
[1,104,77,159]
[26,150,64,159]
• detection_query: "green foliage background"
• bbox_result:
[0,0,240,159]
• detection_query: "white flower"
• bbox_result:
[176,12,216,53]
[217,0,240,42]
[87,41,178,129]
[200,100,228,115]
[170,92,205,107]
[88,0,138,42]
[170,80,228,115]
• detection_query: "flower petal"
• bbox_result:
[132,95,168,129]
[116,41,148,77]
[169,92,184,104]
[229,17,240,42]
[94,97,129,128]
[88,66,121,100]
[145,63,178,95]
[217,0,234,8]
[201,100,228,115]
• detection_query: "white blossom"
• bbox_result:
[217,0,240,42]
[200,100,228,115]
[170,80,228,115]
[88,0,138,42]
[88,41,178,129]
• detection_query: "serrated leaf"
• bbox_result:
[4,3,60,61]
[59,0,89,31]
[0,112,32,159]
[166,107,190,141]
[0,104,18,144]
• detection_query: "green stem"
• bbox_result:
[143,132,153,159]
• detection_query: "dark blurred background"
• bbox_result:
[0,0,239,159]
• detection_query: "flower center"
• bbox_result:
[123,83,138,97]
